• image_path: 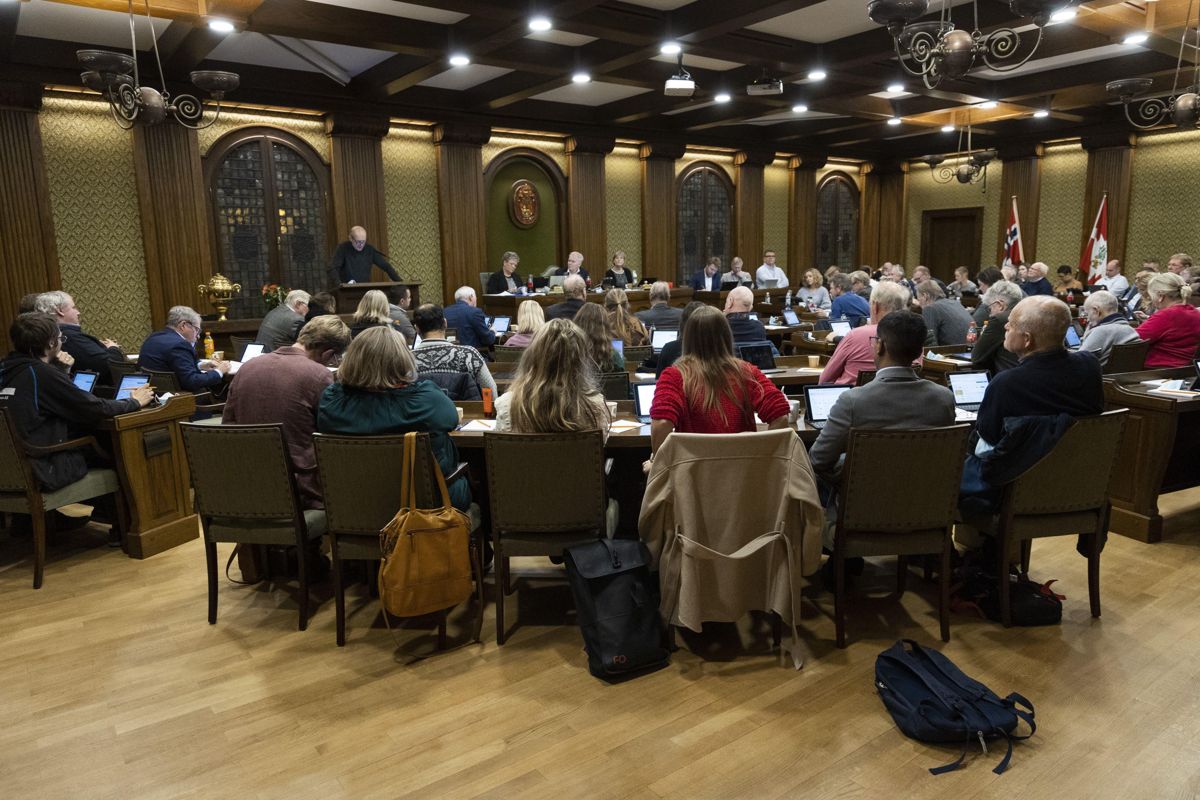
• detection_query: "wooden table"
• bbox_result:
[482,287,693,318]
[919,352,977,385]
[335,281,422,312]
[1103,367,1200,543]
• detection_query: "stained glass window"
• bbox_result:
[815,175,859,272]
[677,165,732,284]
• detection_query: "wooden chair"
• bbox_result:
[624,345,652,366]
[1103,339,1150,374]
[108,358,139,380]
[484,430,617,644]
[179,423,325,631]
[832,425,972,647]
[494,345,525,364]
[0,409,128,589]
[144,369,226,416]
[994,410,1128,627]
[313,433,483,647]
[599,371,631,401]
[230,335,256,361]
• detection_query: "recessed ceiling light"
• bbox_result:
[792,103,808,113]
[1033,109,1050,118]
[208,19,235,33]
[714,92,731,103]
[1123,32,1149,45]
[448,54,470,67]
[528,16,552,32]
[1050,7,1077,23]
[660,42,681,55]
[978,100,998,109]
[941,124,955,132]
[887,82,905,93]
[887,116,902,126]
[807,69,827,81]
[572,71,591,84]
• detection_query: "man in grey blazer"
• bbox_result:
[635,281,683,329]
[255,289,310,353]
[808,310,957,548]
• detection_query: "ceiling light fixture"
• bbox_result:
[941,123,955,132]
[792,103,809,113]
[448,53,470,67]
[714,92,731,103]
[887,82,905,93]
[207,19,235,33]
[887,116,902,125]
[660,42,682,55]
[1049,7,1077,22]
[1122,32,1149,45]
[572,71,591,84]
[978,100,998,109]
[808,69,827,81]
[1033,108,1049,118]
[528,15,552,32]
[1108,5,1200,129]
[77,0,238,129]
[921,119,995,185]
[868,0,1078,89]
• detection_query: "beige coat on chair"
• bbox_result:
[638,429,824,668]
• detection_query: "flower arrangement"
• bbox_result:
[261,283,289,311]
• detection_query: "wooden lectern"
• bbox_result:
[100,394,200,559]
[335,281,423,312]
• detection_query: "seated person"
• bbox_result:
[18,293,40,313]
[555,251,590,282]
[495,318,609,440]
[655,300,706,378]
[224,315,351,509]
[255,289,309,352]
[545,274,587,321]
[1136,272,1200,367]
[1130,269,1157,321]
[797,269,832,310]
[1099,259,1130,297]
[808,310,955,545]
[915,280,973,345]
[442,286,497,351]
[971,267,1004,326]
[386,285,417,345]
[947,266,978,299]
[412,303,496,400]
[1054,265,1083,296]
[574,302,625,373]
[605,288,649,347]
[486,250,524,294]
[689,258,722,292]
[635,281,682,329]
[825,273,870,325]
[720,257,753,287]
[649,306,790,462]
[349,289,396,339]
[0,313,152,490]
[848,270,873,300]
[35,291,124,386]
[317,326,470,511]
[504,299,545,348]
[1078,290,1139,367]
[304,291,336,322]
[724,285,778,355]
[138,305,229,393]
[820,282,911,385]
[604,250,635,288]
[971,280,1024,378]
[1021,262,1054,296]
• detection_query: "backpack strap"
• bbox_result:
[1004,692,1037,739]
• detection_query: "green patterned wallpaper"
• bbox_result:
[763,161,790,269]
[905,161,1003,269]
[196,109,329,161]
[482,134,567,174]
[39,97,153,349]
[1036,143,1088,268]
[381,125,443,301]
[1126,129,1200,267]
[606,144,642,274]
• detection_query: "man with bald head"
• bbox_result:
[723,285,777,354]
[555,251,589,282]
[1100,259,1129,298]
[1021,262,1054,296]
[329,225,400,285]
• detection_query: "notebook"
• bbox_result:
[72,371,99,393]
[490,315,511,334]
[802,384,852,430]
[737,342,781,374]
[947,370,990,414]
[115,373,151,401]
[633,381,657,423]
[829,320,852,338]
[650,328,677,353]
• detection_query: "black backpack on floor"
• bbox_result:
[875,639,1036,775]
[564,539,670,681]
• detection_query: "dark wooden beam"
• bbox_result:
[0,1,21,61]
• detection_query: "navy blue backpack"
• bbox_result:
[875,640,1036,775]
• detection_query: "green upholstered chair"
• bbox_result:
[230,335,256,361]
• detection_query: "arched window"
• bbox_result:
[677,163,733,284]
[204,128,330,319]
[815,173,859,271]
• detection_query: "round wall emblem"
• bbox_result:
[509,179,540,228]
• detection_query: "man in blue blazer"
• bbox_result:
[690,259,722,292]
[138,306,228,393]
[442,287,497,352]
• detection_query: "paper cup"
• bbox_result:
[606,401,618,419]
[455,406,464,424]
[807,355,820,367]
[788,399,801,426]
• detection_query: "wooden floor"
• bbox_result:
[4,496,1200,800]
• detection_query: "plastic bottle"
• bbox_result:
[482,387,495,419]
[966,322,978,345]
[526,277,534,295]
[785,289,793,308]
[203,331,215,359]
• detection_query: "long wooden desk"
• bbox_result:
[1103,367,1200,543]
[482,287,693,318]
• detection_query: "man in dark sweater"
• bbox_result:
[328,226,400,284]
[1020,261,1054,296]
[545,275,588,321]
[36,291,125,386]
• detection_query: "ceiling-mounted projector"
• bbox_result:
[747,75,783,96]
[664,53,695,97]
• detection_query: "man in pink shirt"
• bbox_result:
[820,282,912,385]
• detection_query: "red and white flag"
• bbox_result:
[1079,194,1109,284]
[1002,196,1024,267]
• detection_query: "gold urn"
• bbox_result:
[197,273,242,321]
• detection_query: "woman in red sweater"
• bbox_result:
[648,306,791,460]
[1136,273,1200,368]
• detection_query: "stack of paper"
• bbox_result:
[459,419,498,432]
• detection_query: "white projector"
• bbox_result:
[664,75,696,97]
[746,77,783,96]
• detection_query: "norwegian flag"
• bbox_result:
[1002,196,1024,267]
[1080,194,1109,284]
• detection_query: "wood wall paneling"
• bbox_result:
[639,142,684,280]
[860,161,908,267]
[787,155,824,285]
[996,145,1044,263]
[434,123,491,305]
[1081,133,1136,270]
[132,123,215,328]
[566,136,614,268]
[734,150,773,270]
[326,113,391,281]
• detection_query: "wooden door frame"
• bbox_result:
[920,206,983,274]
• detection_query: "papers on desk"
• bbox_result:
[609,419,642,432]
[1145,379,1200,397]
[954,407,978,422]
[199,359,243,375]
[459,419,498,432]
[925,351,972,364]
[798,366,823,373]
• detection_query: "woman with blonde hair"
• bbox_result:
[797,268,832,310]
[349,289,393,338]
[495,319,610,440]
[649,306,790,457]
[505,300,545,348]
[606,251,635,288]
[1136,272,1200,367]
[316,325,469,509]
[604,288,649,346]
[573,302,625,373]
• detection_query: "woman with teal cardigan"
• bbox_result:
[317,326,470,511]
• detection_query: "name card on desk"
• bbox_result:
[609,420,642,432]
[460,419,498,431]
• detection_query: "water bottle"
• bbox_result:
[785,289,793,308]
[966,321,978,345]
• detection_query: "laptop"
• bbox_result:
[633,381,657,423]
[760,278,779,289]
[650,328,677,353]
[829,320,852,338]
[1064,323,1082,349]
[547,275,566,289]
[240,342,265,362]
[737,342,782,374]
[611,338,625,357]
[781,308,801,326]
[490,315,511,334]
[802,384,853,430]
[115,373,151,401]
[72,371,99,393]
[947,370,990,414]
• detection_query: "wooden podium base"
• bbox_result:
[126,514,199,559]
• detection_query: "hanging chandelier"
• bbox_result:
[77,0,238,129]
[1106,0,1200,130]
[919,123,995,186]
[867,0,1078,89]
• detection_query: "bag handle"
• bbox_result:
[403,431,454,511]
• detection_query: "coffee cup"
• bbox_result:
[807,355,820,368]
[211,351,224,361]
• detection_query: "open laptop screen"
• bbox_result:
[1064,324,1081,348]
[737,342,775,371]
[240,343,265,362]
[72,371,99,393]
[491,316,511,333]
[829,320,852,338]
[116,374,150,401]
[804,385,852,422]
[611,339,625,357]
[650,328,677,352]
[782,308,801,326]
[948,371,990,407]
[633,381,657,418]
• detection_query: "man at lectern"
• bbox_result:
[328,225,400,284]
